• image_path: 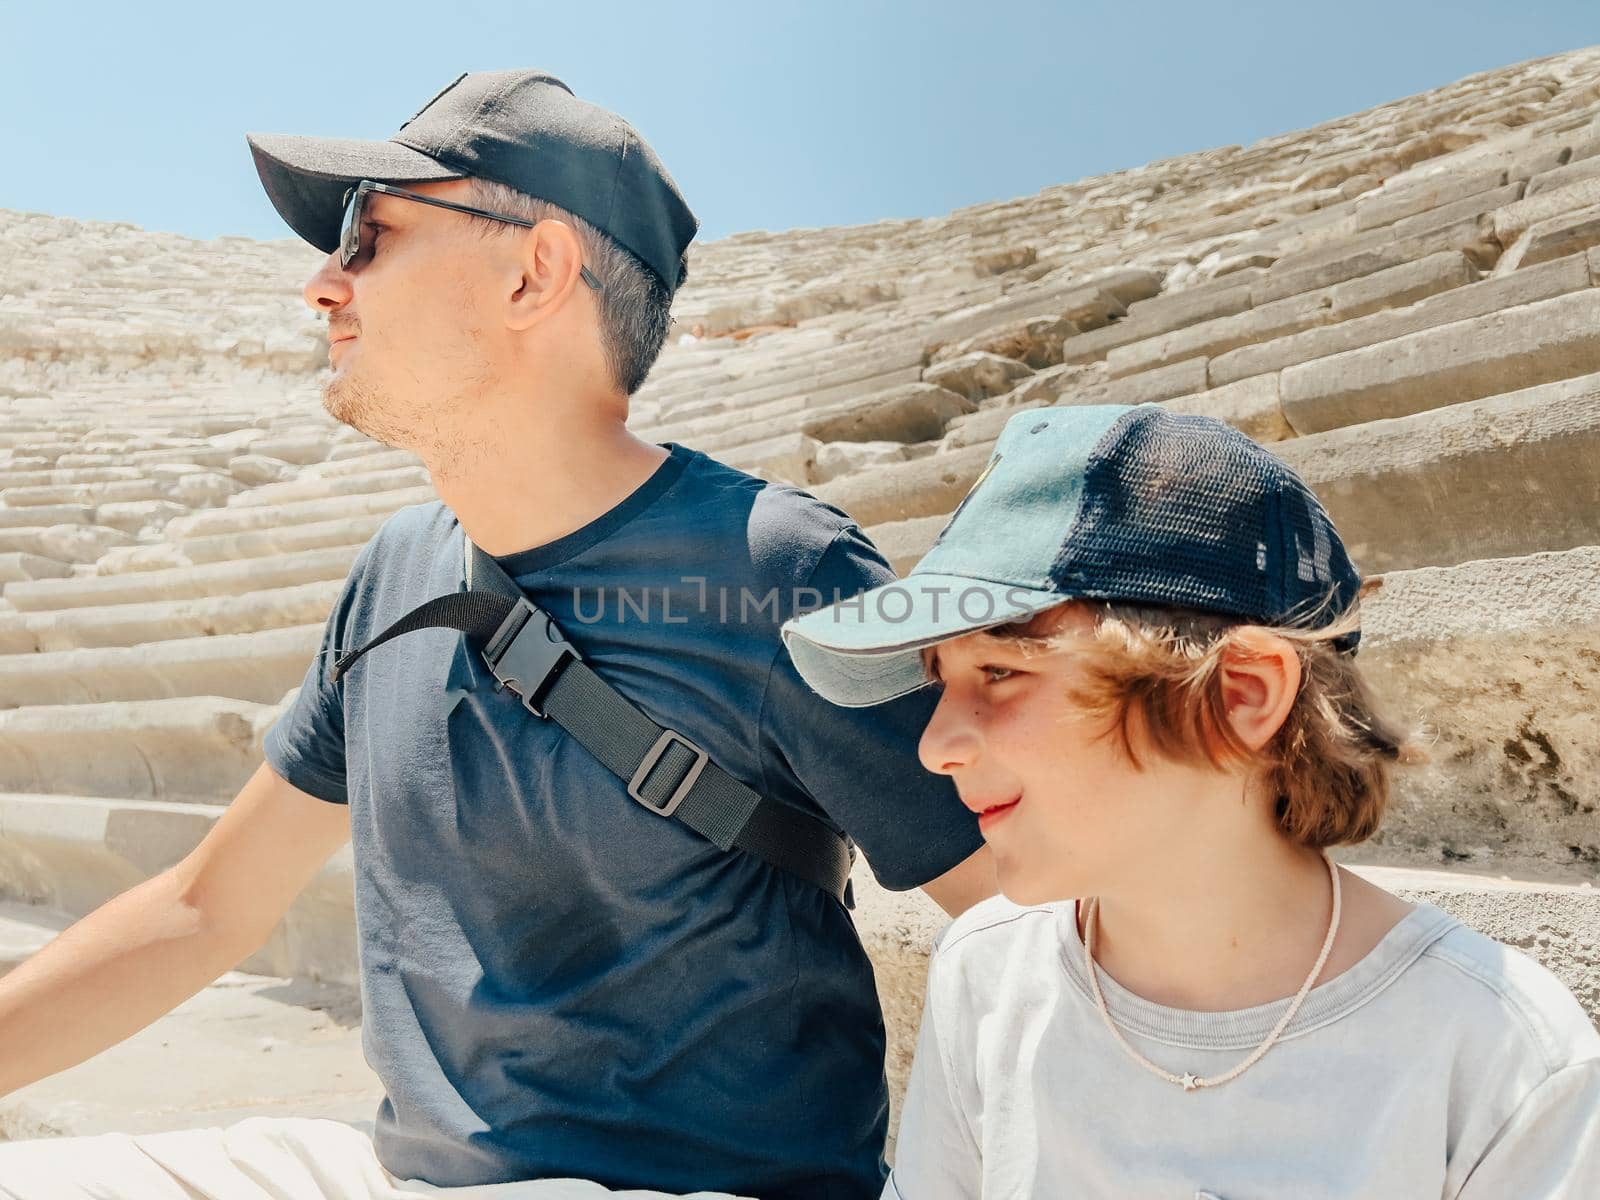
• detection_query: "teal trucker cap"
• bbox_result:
[780,404,1363,708]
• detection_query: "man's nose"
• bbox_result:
[303,251,353,314]
[918,692,982,776]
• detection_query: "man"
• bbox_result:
[0,70,994,1199]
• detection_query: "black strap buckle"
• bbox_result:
[628,730,709,817]
[483,598,581,718]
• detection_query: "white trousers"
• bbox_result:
[0,1116,753,1200]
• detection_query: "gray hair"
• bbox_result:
[463,178,688,395]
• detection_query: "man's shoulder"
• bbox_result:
[681,446,892,595]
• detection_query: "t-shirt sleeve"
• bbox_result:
[759,524,984,891]
[262,535,379,806]
[884,955,983,1199]
[755,524,979,896]
[1453,1058,1600,1198]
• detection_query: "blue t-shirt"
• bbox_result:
[263,441,983,1198]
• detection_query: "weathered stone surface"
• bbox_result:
[922,351,1034,401]
[1524,151,1600,196]
[1096,355,1210,405]
[1160,374,1293,443]
[1360,546,1600,880]
[0,581,342,654]
[1122,278,1255,337]
[1353,166,1509,230]
[812,441,911,484]
[864,515,951,575]
[0,625,321,708]
[1494,204,1600,274]
[0,505,90,530]
[812,444,992,527]
[1279,288,1600,433]
[1250,211,1499,305]
[1326,250,1477,319]
[0,554,71,585]
[0,697,275,803]
[1106,290,1331,377]
[226,454,299,487]
[1277,371,1600,572]
[1211,249,1593,386]
[718,431,820,484]
[801,383,975,445]
[926,315,1076,369]
[2,545,358,612]
[1492,175,1600,242]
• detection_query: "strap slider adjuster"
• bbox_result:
[483,597,580,718]
[628,730,709,817]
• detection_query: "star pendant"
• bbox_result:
[1180,1072,1201,1091]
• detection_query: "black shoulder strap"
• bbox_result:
[327,535,853,904]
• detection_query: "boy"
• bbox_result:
[779,405,1600,1198]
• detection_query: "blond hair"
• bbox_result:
[970,599,1420,849]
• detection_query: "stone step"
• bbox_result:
[1279,371,1600,573]
[0,697,278,803]
[1278,287,1600,434]
[0,467,147,489]
[1106,251,1479,379]
[1242,206,1504,312]
[0,580,340,654]
[0,625,321,708]
[1210,246,1595,387]
[2,544,357,612]
[154,513,392,570]
[0,503,111,530]
[813,444,992,528]
[0,553,71,585]
[159,485,434,541]
[225,465,431,510]
[1352,165,1511,231]
[0,478,170,507]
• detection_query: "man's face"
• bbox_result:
[301,179,498,457]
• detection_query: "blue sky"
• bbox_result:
[1,2,1595,247]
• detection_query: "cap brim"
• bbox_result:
[779,574,1067,708]
[246,132,466,253]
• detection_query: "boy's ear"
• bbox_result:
[1217,628,1301,752]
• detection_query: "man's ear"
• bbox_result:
[504,219,586,331]
[1217,628,1301,752]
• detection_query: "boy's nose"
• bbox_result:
[918,694,982,776]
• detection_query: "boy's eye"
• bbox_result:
[981,665,1017,683]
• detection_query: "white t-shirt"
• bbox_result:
[888,898,1600,1199]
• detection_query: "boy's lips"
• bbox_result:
[973,793,1021,828]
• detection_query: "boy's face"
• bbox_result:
[917,602,1211,906]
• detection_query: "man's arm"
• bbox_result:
[918,844,997,919]
[0,761,350,1097]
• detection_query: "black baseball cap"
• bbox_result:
[246,69,698,293]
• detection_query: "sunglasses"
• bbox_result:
[337,179,603,292]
